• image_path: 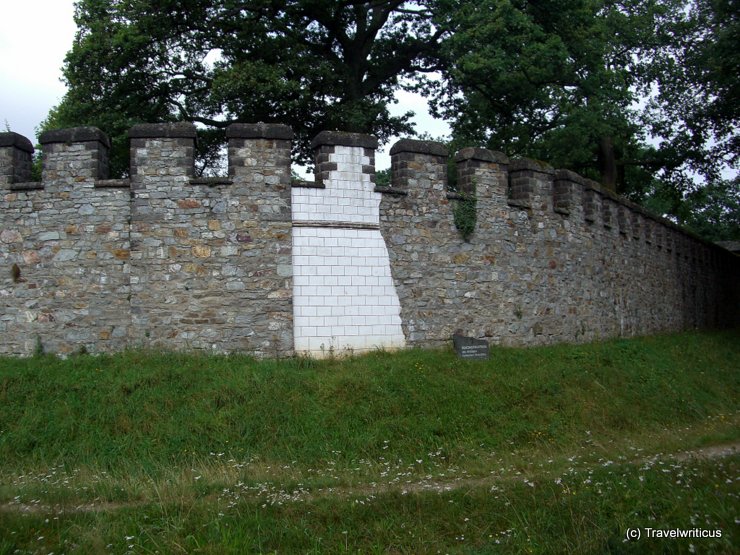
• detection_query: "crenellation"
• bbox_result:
[582,183,602,226]
[39,127,111,189]
[630,211,641,241]
[1,123,737,357]
[675,232,683,259]
[455,148,508,202]
[601,197,616,230]
[644,218,654,245]
[553,170,584,216]
[508,158,555,213]
[664,227,673,254]
[583,186,605,227]
[552,169,585,218]
[0,132,35,187]
[654,222,664,250]
[388,139,448,196]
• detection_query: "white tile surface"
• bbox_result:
[291,145,405,355]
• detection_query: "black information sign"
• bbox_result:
[453,334,489,360]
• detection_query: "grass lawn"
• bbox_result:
[0,329,738,553]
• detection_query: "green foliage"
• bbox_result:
[643,177,740,241]
[642,0,739,184]
[681,178,740,241]
[430,0,664,189]
[374,167,391,187]
[38,0,738,240]
[48,0,441,175]
[430,0,738,239]
[29,149,42,182]
[453,191,477,241]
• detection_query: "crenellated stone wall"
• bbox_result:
[126,123,293,356]
[1,127,130,355]
[0,124,737,357]
[376,143,737,347]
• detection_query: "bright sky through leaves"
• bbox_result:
[0,0,448,171]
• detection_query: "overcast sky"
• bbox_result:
[0,1,77,142]
[0,1,448,171]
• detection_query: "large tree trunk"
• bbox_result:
[598,136,618,193]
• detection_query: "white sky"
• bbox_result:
[0,1,77,142]
[0,0,449,171]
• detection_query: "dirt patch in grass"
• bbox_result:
[2,440,737,516]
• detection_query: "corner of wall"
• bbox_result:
[0,132,35,188]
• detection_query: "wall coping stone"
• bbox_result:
[292,179,325,189]
[226,123,294,140]
[575,174,723,250]
[715,241,740,253]
[8,181,43,191]
[128,122,197,139]
[375,186,408,196]
[390,138,447,157]
[190,177,233,187]
[95,179,130,189]
[311,131,378,150]
[554,169,590,185]
[454,147,508,165]
[0,132,34,153]
[584,178,634,208]
[509,158,554,174]
[39,126,111,148]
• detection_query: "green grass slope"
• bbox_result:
[0,329,737,553]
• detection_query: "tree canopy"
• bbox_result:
[425,0,737,238]
[45,0,442,175]
[45,0,738,239]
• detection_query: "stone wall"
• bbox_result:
[0,128,130,355]
[127,123,293,356]
[0,124,737,357]
[378,143,738,347]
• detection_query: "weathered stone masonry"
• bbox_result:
[1,124,738,357]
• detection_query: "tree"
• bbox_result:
[46,0,443,176]
[430,0,738,237]
[429,0,678,194]
[639,0,739,209]
[642,177,740,241]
